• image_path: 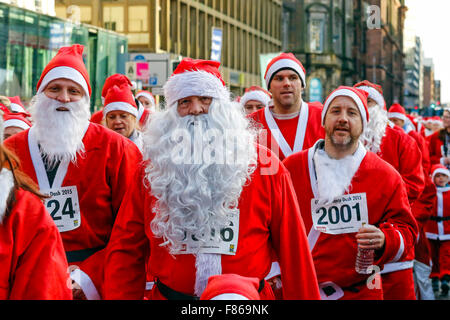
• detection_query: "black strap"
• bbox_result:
[156,279,199,300]
[155,278,265,300]
[66,246,105,263]
[430,216,450,222]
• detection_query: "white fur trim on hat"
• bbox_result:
[388,112,407,122]
[210,293,250,300]
[265,59,306,89]
[322,88,368,130]
[164,70,230,107]
[357,85,385,108]
[38,66,90,98]
[432,168,450,180]
[0,113,4,144]
[10,103,26,113]
[103,102,138,118]
[240,91,271,108]
[136,92,156,107]
[4,119,31,130]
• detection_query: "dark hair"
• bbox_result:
[0,144,48,207]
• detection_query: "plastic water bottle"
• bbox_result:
[355,223,374,274]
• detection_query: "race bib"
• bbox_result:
[42,186,81,233]
[180,212,239,255]
[311,193,369,235]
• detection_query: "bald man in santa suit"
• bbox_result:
[354,81,424,299]
[103,58,320,300]
[248,52,324,162]
[283,86,418,300]
[4,44,142,300]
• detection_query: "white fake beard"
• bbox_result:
[0,168,14,224]
[314,147,361,205]
[143,99,257,296]
[30,93,90,168]
[359,104,388,154]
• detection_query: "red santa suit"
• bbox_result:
[248,102,325,162]
[0,168,71,300]
[283,140,418,300]
[428,129,449,166]
[426,166,450,279]
[4,123,142,299]
[388,104,434,298]
[103,144,320,300]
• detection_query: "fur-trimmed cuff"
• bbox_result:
[70,268,101,300]
[375,223,404,266]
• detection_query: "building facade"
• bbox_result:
[403,34,423,109]
[0,2,128,110]
[422,58,434,108]
[283,0,359,103]
[55,0,283,96]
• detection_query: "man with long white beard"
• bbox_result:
[354,80,424,300]
[4,44,142,300]
[283,86,418,300]
[103,58,320,300]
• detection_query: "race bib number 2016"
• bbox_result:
[43,186,81,233]
[311,193,369,235]
[180,212,239,255]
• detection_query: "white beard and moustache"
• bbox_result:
[359,104,388,154]
[143,98,258,296]
[30,93,90,168]
[314,145,362,205]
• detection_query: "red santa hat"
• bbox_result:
[3,113,32,130]
[264,52,306,89]
[103,84,138,118]
[240,86,272,108]
[101,74,133,104]
[353,80,386,110]
[431,115,442,124]
[136,90,156,108]
[90,109,104,124]
[8,96,30,117]
[431,164,450,180]
[200,274,261,300]
[388,103,408,122]
[0,103,10,115]
[36,44,91,98]
[322,86,370,130]
[163,58,229,107]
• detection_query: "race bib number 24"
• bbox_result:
[43,186,81,233]
[311,193,369,235]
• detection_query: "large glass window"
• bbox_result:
[307,5,328,54]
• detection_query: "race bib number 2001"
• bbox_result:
[43,186,81,233]
[311,193,369,235]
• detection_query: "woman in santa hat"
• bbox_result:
[0,110,71,299]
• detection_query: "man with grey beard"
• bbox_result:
[103,58,320,300]
[4,44,142,300]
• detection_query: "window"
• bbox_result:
[128,5,148,32]
[307,5,328,54]
[103,6,124,32]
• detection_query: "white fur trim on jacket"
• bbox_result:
[103,101,138,118]
[163,70,230,107]
[0,169,14,224]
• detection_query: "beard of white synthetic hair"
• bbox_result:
[314,145,361,205]
[359,104,387,154]
[143,98,257,296]
[30,93,90,168]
